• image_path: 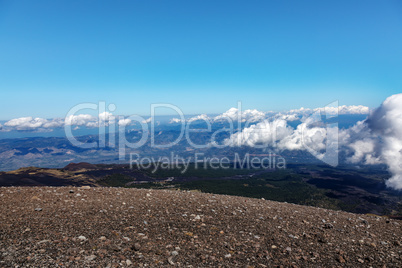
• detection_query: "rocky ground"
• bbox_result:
[0,187,401,267]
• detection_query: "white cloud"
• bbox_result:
[64,114,96,126]
[288,105,369,116]
[98,112,115,122]
[214,108,266,123]
[287,107,313,116]
[4,117,50,130]
[276,113,299,121]
[346,138,381,164]
[170,118,183,124]
[224,119,292,147]
[365,93,402,189]
[314,105,370,115]
[64,112,116,128]
[42,118,64,128]
[188,114,210,122]
[118,118,131,126]
[142,117,152,124]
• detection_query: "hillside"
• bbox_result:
[0,187,401,267]
[0,163,401,217]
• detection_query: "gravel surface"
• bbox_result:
[0,187,401,267]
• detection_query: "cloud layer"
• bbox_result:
[169,104,370,125]
[365,94,402,189]
[221,94,402,190]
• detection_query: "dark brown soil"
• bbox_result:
[0,187,400,267]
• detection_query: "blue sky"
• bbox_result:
[0,0,402,120]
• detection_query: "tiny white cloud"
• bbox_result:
[64,114,96,126]
[188,114,210,122]
[142,117,152,124]
[214,108,266,122]
[118,118,132,126]
[170,118,183,124]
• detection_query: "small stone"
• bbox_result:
[34,208,42,211]
[171,251,179,256]
[286,247,292,252]
[338,255,345,263]
[69,190,74,193]
[358,258,364,263]
[37,239,51,244]
[81,186,91,189]
[99,236,107,241]
[126,259,132,265]
[85,255,96,261]
[271,245,277,249]
[78,236,87,241]
[168,256,175,265]
[133,243,141,251]
[225,253,232,258]
[194,215,201,221]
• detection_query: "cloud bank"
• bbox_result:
[221,94,402,190]
[4,117,64,130]
[365,94,402,189]
[169,104,369,125]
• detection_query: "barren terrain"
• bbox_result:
[0,187,401,267]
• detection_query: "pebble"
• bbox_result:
[168,256,175,265]
[85,255,97,261]
[134,243,141,251]
[34,208,42,211]
[78,236,87,241]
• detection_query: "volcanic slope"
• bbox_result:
[0,187,401,267]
